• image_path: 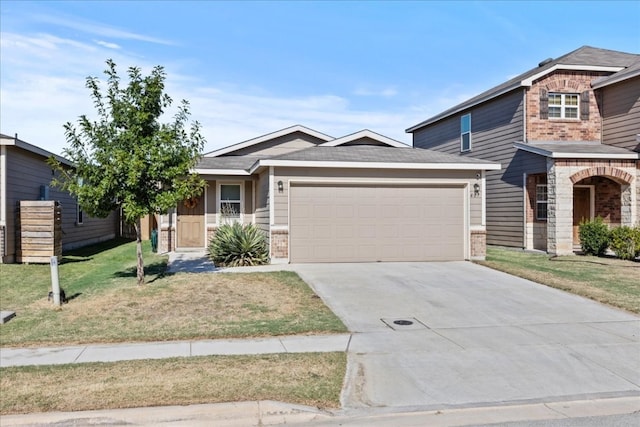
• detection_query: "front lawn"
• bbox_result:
[0,352,346,415]
[0,239,346,347]
[477,246,640,314]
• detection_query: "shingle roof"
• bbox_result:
[515,141,640,159]
[406,46,640,133]
[266,145,493,165]
[592,59,640,89]
[195,155,262,171]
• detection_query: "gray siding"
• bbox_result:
[412,89,545,247]
[601,76,640,151]
[3,146,117,262]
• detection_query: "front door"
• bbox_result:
[573,187,591,244]
[177,196,205,248]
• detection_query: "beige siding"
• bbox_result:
[601,76,640,150]
[230,131,327,156]
[412,89,539,248]
[274,167,481,226]
[3,146,117,262]
[205,181,216,224]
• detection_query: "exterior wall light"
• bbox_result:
[277,180,284,192]
[473,182,480,196]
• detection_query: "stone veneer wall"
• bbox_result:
[547,159,637,255]
[470,229,487,260]
[159,226,175,253]
[270,229,288,259]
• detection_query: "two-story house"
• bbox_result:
[408,46,640,255]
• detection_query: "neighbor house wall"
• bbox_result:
[2,146,117,263]
[599,75,640,151]
[412,89,535,248]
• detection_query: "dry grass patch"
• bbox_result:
[1,271,346,347]
[0,352,346,415]
[477,247,640,314]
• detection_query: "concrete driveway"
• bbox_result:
[292,261,640,411]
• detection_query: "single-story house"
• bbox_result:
[158,125,500,262]
[0,133,119,263]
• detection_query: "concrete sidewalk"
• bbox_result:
[0,334,352,367]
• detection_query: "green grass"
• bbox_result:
[0,239,346,347]
[477,247,640,314]
[0,352,347,415]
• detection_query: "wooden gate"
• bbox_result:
[16,201,62,263]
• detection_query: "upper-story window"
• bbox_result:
[548,93,579,119]
[460,114,471,152]
[540,89,589,120]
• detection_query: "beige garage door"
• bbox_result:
[289,184,466,263]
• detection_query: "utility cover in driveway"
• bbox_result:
[289,184,466,262]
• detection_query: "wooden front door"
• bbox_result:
[573,187,591,244]
[177,196,205,248]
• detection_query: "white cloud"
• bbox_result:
[95,40,121,50]
[34,13,176,46]
[353,86,398,97]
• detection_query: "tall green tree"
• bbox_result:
[50,59,205,285]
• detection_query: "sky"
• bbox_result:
[1,1,639,156]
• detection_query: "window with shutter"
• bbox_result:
[580,90,590,120]
[547,92,579,119]
[539,89,548,119]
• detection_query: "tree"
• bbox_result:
[50,59,205,285]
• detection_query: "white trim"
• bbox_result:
[514,142,640,159]
[252,159,501,173]
[319,129,408,148]
[203,125,334,157]
[0,145,6,228]
[194,168,251,176]
[521,64,624,86]
[216,181,244,225]
[203,183,208,245]
[464,183,470,260]
[269,166,275,228]
[522,173,528,249]
[481,170,487,227]
[270,225,289,231]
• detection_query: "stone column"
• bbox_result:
[547,159,574,255]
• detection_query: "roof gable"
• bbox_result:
[319,129,408,148]
[204,125,334,158]
[406,46,640,133]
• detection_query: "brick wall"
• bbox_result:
[159,226,175,253]
[525,173,547,223]
[270,229,288,259]
[0,225,4,263]
[576,176,622,224]
[526,71,609,142]
[470,229,486,260]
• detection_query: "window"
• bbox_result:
[536,184,548,221]
[548,93,579,119]
[460,114,471,152]
[219,183,241,223]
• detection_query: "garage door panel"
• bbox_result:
[290,184,465,263]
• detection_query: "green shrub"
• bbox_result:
[609,226,640,260]
[208,222,269,267]
[579,217,610,256]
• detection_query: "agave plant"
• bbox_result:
[208,222,269,267]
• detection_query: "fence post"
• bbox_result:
[50,256,61,306]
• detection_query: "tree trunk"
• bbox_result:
[135,218,145,285]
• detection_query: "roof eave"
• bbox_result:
[192,168,252,176]
[514,142,640,160]
[1,136,73,167]
[407,64,625,134]
[251,159,501,172]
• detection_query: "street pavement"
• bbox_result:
[2,253,639,426]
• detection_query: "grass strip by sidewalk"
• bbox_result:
[477,247,640,314]
[0,352,346,415]
[0,239,346,347]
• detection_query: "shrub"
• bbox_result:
[609,226,640,260]
[579,217,610,256]
[208,222,269,267]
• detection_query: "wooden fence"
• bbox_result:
[16,200,62,263]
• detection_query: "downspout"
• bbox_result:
[268,166,275,258]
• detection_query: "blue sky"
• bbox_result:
[1,1,639,155]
